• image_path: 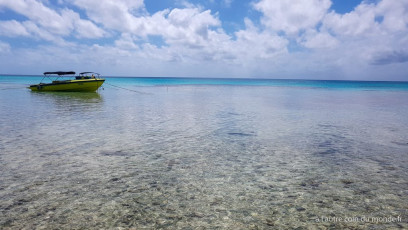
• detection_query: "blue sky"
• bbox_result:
[0,0,407,80]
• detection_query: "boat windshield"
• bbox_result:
[76,72,100,79]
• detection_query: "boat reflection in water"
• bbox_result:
[29,91,104,113]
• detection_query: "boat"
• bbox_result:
[29,71,105,92]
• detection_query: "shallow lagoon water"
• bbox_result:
[1,77,408,229]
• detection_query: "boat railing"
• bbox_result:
[40,71,103,83]
[41,71,76,83]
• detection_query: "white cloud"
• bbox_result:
[375,0,408,32]
[0,0,106,39]
[72,0,145,32]
[164,8,221,46]
[0,20,30,37]
[0,0,407,80]
[299,30,338,49]
[223,0,233,8]
[22,20,60,42]
[175,0,198,9]
[60,9,105,38]
[254,0,332,35]
[323,3,379,37]
[0,0,73,35]
[231,18,288,60]
[319,0,408,69]
[323,0,408,37]
[74,19,106,38]
[72,0,223,47]
[114,33,139,50]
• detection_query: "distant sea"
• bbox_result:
[1,75,408,89]
[1,75,407,229]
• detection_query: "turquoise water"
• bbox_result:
[1,76,408,229]
[2,75,408,89]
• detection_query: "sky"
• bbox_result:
[0,0,407,80]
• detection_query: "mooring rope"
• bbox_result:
[103,82,151,95]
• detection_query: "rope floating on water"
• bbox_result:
[104,82,151,95]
